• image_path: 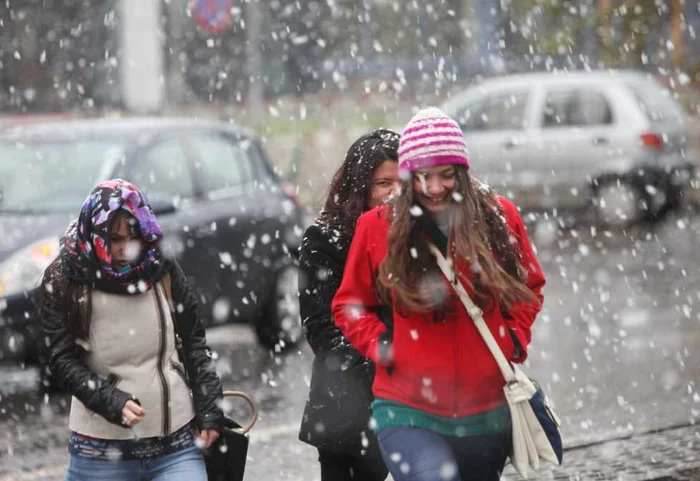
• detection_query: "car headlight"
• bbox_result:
[0,237,60,297]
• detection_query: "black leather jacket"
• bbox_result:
[298,223,350,355]
[298,222,391,454]
[41,260,224,432]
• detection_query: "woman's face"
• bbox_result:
[412,165,457,215]
[367,160,400,209]
[109,212,143,269]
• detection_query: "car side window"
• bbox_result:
[189,134,255,195]
[543,89,613,127]
[456,91,528,131]
[130,139,194,199]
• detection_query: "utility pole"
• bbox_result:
[596,0,614,67]
[245,0,265,124]
[582,0,597,67]
[119,0,164,113]
[464,0,500,72]
[360,0,373,84]
[460,0,477,60]
[670,0,685,70]
[165,0,189,108]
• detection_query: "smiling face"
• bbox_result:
[367,159,400,209]
[412,164,457,215]
[109,211,143,270]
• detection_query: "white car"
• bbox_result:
[441,70,696,226]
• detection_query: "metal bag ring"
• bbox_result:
[222,390,259,435]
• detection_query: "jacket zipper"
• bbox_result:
[153,285,171,436]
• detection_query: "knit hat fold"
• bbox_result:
[398,107,470,172]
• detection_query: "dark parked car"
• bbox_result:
[0,117,305,365]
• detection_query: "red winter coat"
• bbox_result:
[331,198,546,418]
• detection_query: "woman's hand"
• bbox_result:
[121,400,145,426]
[198,429,220,449]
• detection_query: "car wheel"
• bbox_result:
[593,179,648,227]
[254,263,302,350]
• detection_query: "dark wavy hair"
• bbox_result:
[317,128,400,240]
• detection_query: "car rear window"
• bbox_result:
[456,91,529,131]
[623,77,684,126]
[189,134,256,195]
[543,89,613,127]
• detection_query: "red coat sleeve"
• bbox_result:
[331,213,388,364]
[502,201,546,363]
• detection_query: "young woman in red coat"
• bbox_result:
[331,108,546,481]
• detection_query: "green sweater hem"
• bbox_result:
[372,399,511,438]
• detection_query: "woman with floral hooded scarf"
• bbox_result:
[40,179,223,481]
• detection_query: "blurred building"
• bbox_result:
[2,0,700,115]
[0,0,162,114]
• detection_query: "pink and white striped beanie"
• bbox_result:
[398,107,470,173]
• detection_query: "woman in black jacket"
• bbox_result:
[40,179,223,481]
[298,129,400,480]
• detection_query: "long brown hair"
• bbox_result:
[40,258,92,339]
[378,165,538,315]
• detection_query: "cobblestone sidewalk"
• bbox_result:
[503,424,700,480]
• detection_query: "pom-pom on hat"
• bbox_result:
[398,107,470,173]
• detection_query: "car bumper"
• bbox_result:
[0,290,42,364]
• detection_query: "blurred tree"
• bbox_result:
[0,0,120,113]
[176,2,247,105]
[501,0,588,60]
[597,0,666,69]
[499,0,681,73]
[263,0,330,96]
[669,0,684,69]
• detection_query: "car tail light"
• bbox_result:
[640,132,664,150]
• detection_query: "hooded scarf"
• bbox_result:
[60,179,167,294]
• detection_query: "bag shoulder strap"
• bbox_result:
[157,274,183,350]
[161,274,172,303]
[428,243,516,383]
[160,274,177,315]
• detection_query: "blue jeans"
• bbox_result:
[377,426,511,481]
[65,445,206,481]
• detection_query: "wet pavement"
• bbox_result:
[1,210,700,480]
[502,423,700,480]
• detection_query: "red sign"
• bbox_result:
[191,0,233,34]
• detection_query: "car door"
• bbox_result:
[123,135,221,312]
[454,88,540,205]
[533,85,618,210]
[183,130,278,325]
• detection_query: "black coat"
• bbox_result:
[298,222,389,455]
[41,260,224,432]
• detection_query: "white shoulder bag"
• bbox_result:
[428,244,563,479]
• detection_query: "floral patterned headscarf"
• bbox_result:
[60,179,166,294]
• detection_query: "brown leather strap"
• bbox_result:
[161,274,172,303]
[158,275,183,351]
[222,391,259,434]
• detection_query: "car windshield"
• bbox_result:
[0,139,127,213]
[623,76,685,127]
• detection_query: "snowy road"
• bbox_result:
[1,212,700,480]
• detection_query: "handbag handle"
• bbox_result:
[428,244,517,384]
[223,391,259,435]
[158,281,260,435]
